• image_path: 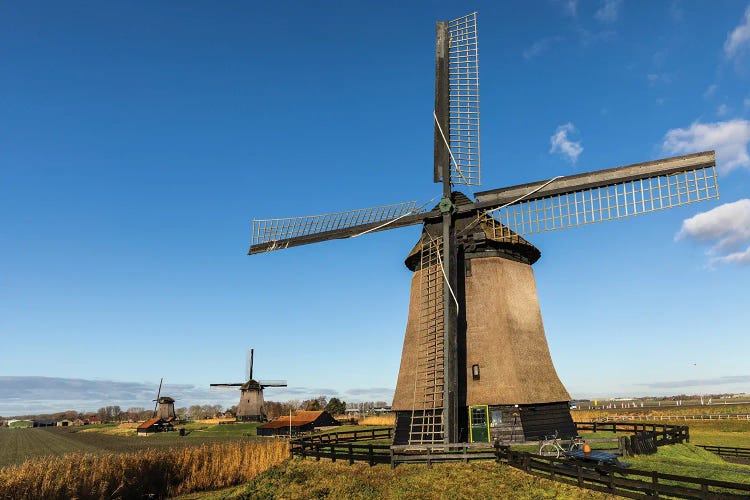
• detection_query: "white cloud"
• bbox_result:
[724,5,750,59]
[744,98,750,110]
[703,84,718,99]
[717,104,729,116]
[710,246,750,266]
[550,123,583,163]
[595,0,622,23]
[676,199,750,263]
[523,36,563,60]
[662,120,750,173]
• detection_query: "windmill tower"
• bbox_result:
[152,378,176,420]
[247,12,719,445]
[211,349,287,422]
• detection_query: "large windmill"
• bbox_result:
[211,349,287,422]
[248,13,718,444]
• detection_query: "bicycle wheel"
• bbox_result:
[539,443,560,458]
[569,437,585,451]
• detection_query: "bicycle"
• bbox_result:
[538,430,586,458]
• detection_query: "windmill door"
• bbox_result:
[469,405,490,443]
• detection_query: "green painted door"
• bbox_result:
[469,405,490,442]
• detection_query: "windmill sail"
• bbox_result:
[473,151,718,238]
[434,13,481,187]
[250,201,429,254]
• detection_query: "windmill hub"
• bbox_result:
[438,197,454,213]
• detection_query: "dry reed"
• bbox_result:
[0,439,287,499]
[358,415,395,426]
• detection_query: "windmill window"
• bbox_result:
[472,364,480,380]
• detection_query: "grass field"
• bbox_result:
[0,440,287,499]
[5,413,750,498]
[209,459,619,499]
[0,423,263,468]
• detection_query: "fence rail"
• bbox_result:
[575,421,690,447]
[697,445,750,459]
[585,414,750,422]
[502,448,750,499]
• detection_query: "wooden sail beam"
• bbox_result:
[473,151,715,210]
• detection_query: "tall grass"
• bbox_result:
[358,415,395,426]
[0,440,287,499]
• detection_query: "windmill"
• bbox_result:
[248,13,719,445]
[210,349,287,422]
[152,378,176,420]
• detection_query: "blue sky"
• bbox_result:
[2,1,750,415]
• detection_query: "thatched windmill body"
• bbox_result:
[211,349,287,422]
[248,13,719,444]
[152,378,176,420]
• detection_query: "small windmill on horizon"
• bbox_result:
[152,378,176,420]
[247,12,719,445]
[211,349,287,422]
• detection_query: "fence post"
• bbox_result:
[315,443,320,461]
[369,444,375,466]
[593,422,597,433]
[349,444,354,465]
[427,446,432,469]
[331,445,337,463]
[576,464,583,487]
[651,470,659,497]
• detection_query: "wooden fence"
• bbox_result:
[501,447,750,499]
[289,427,392,465]
[289,422,750,498]
[576,421,690,447]
[697,445,750,459]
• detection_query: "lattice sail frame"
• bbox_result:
[251,201,420,250]
[483,165,718,238]
[408,234,445,444]
[448,13,481,186]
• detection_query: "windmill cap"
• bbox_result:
[404,191,541,270]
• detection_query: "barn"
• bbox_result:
[136,417,174,435]
[257,410,340,437]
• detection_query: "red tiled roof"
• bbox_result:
[258,410,329,430]
[137,417,161,430]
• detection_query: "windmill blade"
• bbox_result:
[152,378,163,417]
[258,380,287,387]
[250,201,432,254]
[209,383,243,387]
[472,151,718,237]
[434,12,481,187]
[246,349,254,381]
[407,234,446,444]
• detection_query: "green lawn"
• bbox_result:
[625,444,750,485]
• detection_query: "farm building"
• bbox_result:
[56,419,72,427]
[257,410,339,437]
[8,419,33,428]
[34,420,55,427]
[136,417,174,435]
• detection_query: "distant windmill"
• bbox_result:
[211,349,287,422]
[152,378,176,420]
[247,12,719,445]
